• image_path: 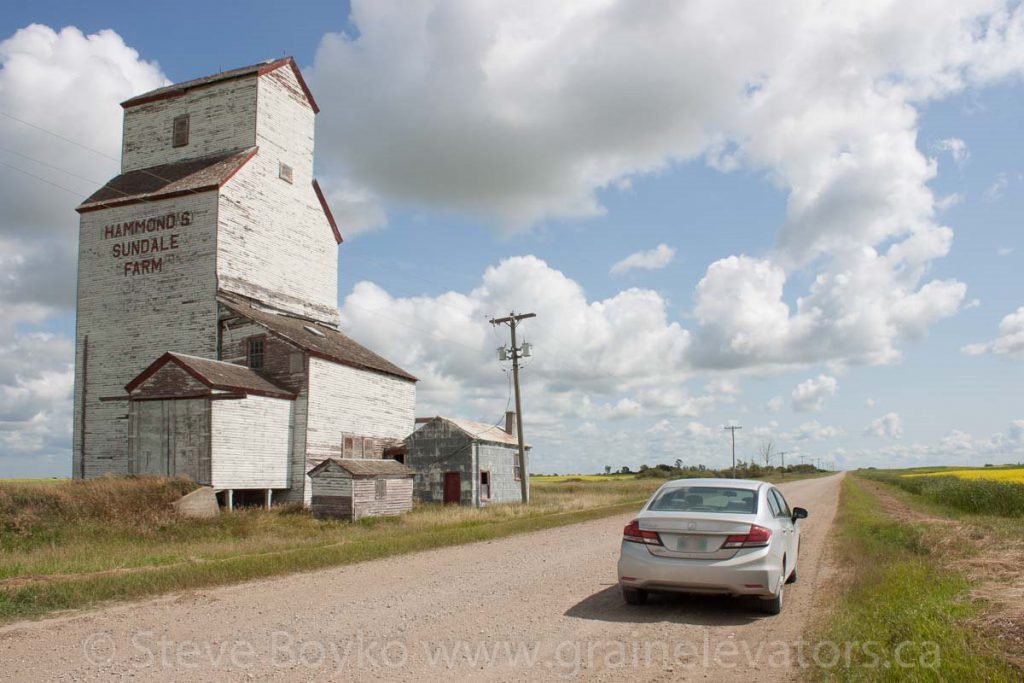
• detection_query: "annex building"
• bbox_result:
[72,58,417,505]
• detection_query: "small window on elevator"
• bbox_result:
[247,336,265,369]
[172,114,190,148]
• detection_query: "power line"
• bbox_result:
[0,159,89,198]
[0,110,120,162]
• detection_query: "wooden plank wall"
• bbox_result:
[121,77,258,173]
[210,395,292,489]
[217,67,338,323]
[74,193,220,478]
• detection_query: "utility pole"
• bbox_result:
[490,311,536,504]
[724,425,742,479]
[778,451,788,479]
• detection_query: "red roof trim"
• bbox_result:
[218,146,259,186]
[260,57,320,114]
[121,71,255,109]
[124,352,296,400]
[121,57,319,114]
[312,179,343,244]
[77,185,219,213]
[125,352,206,393]
[76,147,258,214]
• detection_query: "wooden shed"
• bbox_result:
[307,458,415,520]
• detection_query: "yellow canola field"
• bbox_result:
[906,468,1024,483]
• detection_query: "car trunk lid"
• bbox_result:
[639,513,756,560]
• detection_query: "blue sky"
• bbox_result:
[1,1,1023,477]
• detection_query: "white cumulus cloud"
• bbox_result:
[962,306,1024,358]
[865,412,904,439]
[610,244,675,275]
[791,375,838,413]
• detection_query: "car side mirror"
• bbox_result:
[792,507,808,521]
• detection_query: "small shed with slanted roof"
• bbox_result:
[307,458,415,520]
[403,412,530,507]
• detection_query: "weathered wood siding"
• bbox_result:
[305,357,416,466]
[309,462,413,520]
[404,420,476,504]
[352,477,414,519]
[129,397,210,483]
[73,193,219,478]
[218,317,306,393]
[131,363,209,399]
[209,396,292,489]
[217,67,338,323]
[121,77,258,173]
[218,315,310,502]
[309,462,353,518]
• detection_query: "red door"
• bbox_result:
[443,472,461,504]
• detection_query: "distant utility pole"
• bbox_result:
[491,310,536,504]
[724,425,742,479]
[778,451,788,479]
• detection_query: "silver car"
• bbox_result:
[616,478,808,614]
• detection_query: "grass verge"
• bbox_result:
[812,474,1018,681]
[0,475,658,623]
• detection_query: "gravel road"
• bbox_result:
[0,473,843,682]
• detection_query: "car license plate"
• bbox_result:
[675,536,708,552]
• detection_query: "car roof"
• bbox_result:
[660,478,766,491]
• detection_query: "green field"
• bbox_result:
[0,474,662,623]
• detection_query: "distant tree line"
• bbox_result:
[602,461,821,479]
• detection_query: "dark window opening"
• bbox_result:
[343,436,355,457]
[513,462,522,481]
[480,471,491,500]
[247,337,265,369]
[172,114,190,148]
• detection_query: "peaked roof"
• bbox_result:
[122,57,319,113]
[126,352,296,399]
[77,147,257,213]
[308,458,415,478]
[417,416,530,448]
[218,292,417,383]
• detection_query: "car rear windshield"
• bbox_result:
[648,486,758,514]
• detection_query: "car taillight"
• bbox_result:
[623,519,662,545]
[721,524,772,549]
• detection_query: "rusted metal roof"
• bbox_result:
[126,351,296,399]
[121,57,319,113]
[417,416,530,448]
[218,292,418,382]
[308,458,416,478]
[77,147,257,213]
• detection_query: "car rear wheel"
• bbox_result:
[622,586,648,605]
[760,576,784,615]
